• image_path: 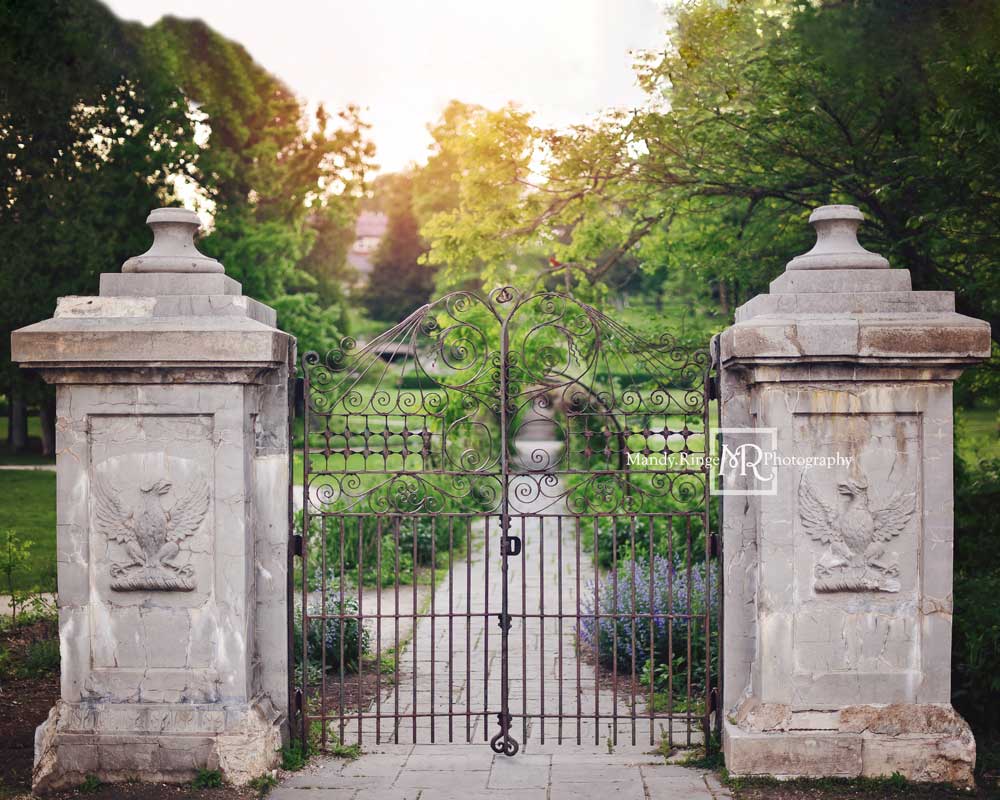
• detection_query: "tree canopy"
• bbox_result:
[417,0,1000,363]
[0,0,374,449]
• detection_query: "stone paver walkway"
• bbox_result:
[287,472,719,798]
[275,744,731,800]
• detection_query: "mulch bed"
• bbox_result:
[1,620,60,798]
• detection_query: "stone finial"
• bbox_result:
[122,208,224,274]
[786,204,889,271]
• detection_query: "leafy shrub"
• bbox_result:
[294,597,370,675]
[281,741,307,771]
[21,637,59,674]
[192,768,224,788]
[953,455,1000,746]
[580,556,718,701]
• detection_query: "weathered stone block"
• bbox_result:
[719,206,985,786]
[14,209,292,792]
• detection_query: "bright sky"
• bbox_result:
[104,0,667,173]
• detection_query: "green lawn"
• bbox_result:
[0,469,57,591]
[0,414,54,466]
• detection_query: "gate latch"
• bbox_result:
[501,535,522,557]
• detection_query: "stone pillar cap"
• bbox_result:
[122,207,224,274]
[786,204,889,271]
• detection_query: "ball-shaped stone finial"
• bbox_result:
[122,208,224,273]
[786,204,889,270]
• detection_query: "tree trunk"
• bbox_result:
[39,390,56,456]
[9,385,27,453]
[718,279,730,317]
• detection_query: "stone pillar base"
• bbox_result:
[723,703,975,787]
[33,698,283,792]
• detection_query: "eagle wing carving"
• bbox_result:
[93,474,135,544]
[798,472,838,544]
[166,480,210,543]
[872,490,916,542]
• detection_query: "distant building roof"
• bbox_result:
[355,211,388,238]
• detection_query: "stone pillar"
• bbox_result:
[11,209,293,791]
[718,205,990,785]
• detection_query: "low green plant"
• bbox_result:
[192,768,224,788]
[328,737,362,760]
[0,529,32,624]
[21,637,59,674]
[678,736,724,770]
[78,774,102,793]
[249,772,278,794]
[280,741,308,771]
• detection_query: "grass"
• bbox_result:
[0,415,53,466]
[0,470,56,591]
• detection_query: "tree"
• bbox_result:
[362,174,436,322]
[148,17,375,351]
[0,0,195,452]
[419,0,1000,363]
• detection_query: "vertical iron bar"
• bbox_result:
[611,515,618,746]
[393,516,400,744]
[686,514,693,746]
[484,515,490,741]
[339,516,346,745]
[492,313,517,756]
[539,515,545,745]
[466,517,472,742]
[357,516,364,745]
[557,515,564,745]
[521,515,527,744]
[648,514,655,746]
[430,515,436,743]
[299,368,311,747]
[412,517,418,743]
[376,516,382,744]
[667,513,675,749]
[448,516,454,742]
[593,517,599,745]
[630,514,637,746]
[576,517,582,745]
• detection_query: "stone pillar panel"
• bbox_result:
[717,206,989,786]
[12,209,292,791]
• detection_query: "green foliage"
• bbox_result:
[1,0,375,407]
[362,173,436,322]
[294,596,370,675]
[192,768,224,788]
[280,741,308,771]
[248,772,279,794]
[21,637,60,674]
[952,454,1000,743]
[0,470,56,592]
[78,775,102,793]
[0,529,32,623]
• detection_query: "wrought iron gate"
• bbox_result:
[292,288,718,755]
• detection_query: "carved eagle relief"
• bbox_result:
[93,473,209,591]
[798,470,917,593]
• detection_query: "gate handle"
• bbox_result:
[502,536,522,557]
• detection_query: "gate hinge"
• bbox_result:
[709,533,720,560]
[708,371,720,401]
[291,534,304,559]
[709,687,719,714]
[294,688,303,714]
